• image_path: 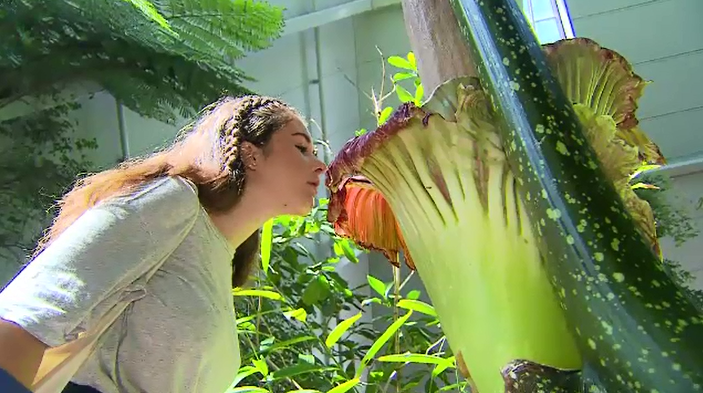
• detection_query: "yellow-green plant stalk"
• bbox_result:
[328,79,582,392]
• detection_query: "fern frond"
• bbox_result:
[0,0,283,120]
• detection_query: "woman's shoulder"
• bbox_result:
[103,176,202,218]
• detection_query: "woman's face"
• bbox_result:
[246,118,327,216]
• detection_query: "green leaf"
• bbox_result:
[325,312,363,348]
[397,299,437,317]
[387,55,414,70]
[302,275,331,305]
[326,378,360,393]
[229,366,260,389]
[232,289,282,300]
[262,336,317,354]
[432,358,454,377]
[283,308,308,322]
[367,275,386,298]
[261,218,274,273]
[359,310,413,373]
[228,387,270,393]
[339,239,358,263]
[630,164,662,180]
[252,358,269,377]
[406,290,421,300]
[378,107,394,126]
[298,353,315,364]
[269,363,334,380]
[361,298,382,307]
[414,83,424,106]
[333,239,358,263]
[392,72,415,82]
[286,390,321,393]
[377,353,450,365]
[395,85,414,103]
[407,52,417,70]
[122,0,177,35]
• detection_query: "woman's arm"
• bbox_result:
[0,177,200,388]
[0,320,47,389]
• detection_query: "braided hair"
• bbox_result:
[194,95,299,287]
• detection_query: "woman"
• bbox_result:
[0,95,326,393]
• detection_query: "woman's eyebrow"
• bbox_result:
[291,132,312,144]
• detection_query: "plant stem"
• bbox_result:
[392,262,401,392]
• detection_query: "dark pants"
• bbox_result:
[63,382,103,393]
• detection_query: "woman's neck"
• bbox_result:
[208,189,275,248]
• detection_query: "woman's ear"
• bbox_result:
[240,142,263,171]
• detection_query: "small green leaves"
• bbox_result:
[233,289,282,300]
[333,238,358,263]
[367,275,386,298]
[397,299,437,317]
[359,310,414,373]
[301,275,331,305]
[377,353,451,366]
[325,312,363,348]
[378,107,394,125]
[252,358,269,377]
[228,387,269,393]
[326,378,360,393]
[387,55,414,71]
[261,218,274,273]
[394,85,414,103]
[282,308,308,323]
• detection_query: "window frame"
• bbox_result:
[523,0,575,42]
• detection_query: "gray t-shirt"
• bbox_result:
[0,176,241,393]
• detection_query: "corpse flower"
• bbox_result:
[328,176,414,269]
[327,79,582,393]
[326,36,699,392]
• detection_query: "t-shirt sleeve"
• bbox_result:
[0,177,200,347]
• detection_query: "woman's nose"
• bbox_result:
[313,156,327,174]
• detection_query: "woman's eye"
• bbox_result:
[296,145,308,154]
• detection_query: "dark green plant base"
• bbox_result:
[502,359,606,393]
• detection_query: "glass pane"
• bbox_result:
[534,18,563,43]
[530,0,557,21]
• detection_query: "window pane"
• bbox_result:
[534,18,563,43]
[531,0,556,21]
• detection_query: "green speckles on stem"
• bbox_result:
[576,219,587,232]
[556,141,569,156]
[611,238,620,251]
[566,235,574,245]
[546,208,562,220]
[510,81,521,91]
[594,252,604,262]
[588,338,597,350]
[503,57,510,65]
[613,272,626,283]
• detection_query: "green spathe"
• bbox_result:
[327,79,581,393]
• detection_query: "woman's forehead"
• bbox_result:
[280,119,312,141]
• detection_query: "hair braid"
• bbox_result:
[215,95,292,288]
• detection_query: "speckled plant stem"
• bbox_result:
[446,0,703,391]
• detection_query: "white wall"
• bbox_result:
[568,0,703,288]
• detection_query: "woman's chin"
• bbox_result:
[282,199,315,217]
